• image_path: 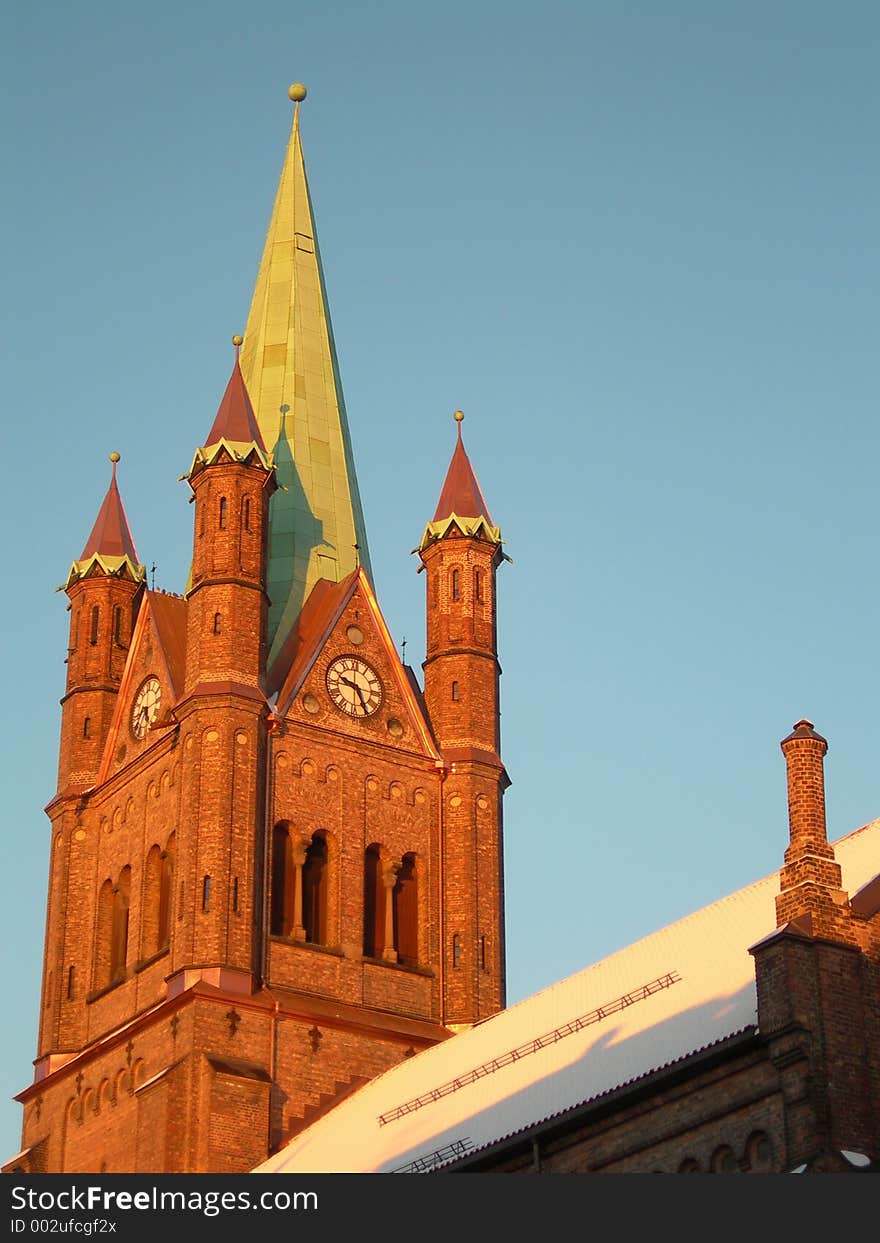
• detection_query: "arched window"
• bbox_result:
[271,825,331,943]
[83,717,91,739]
[242,497,251,531]
[474,569,483,601]
[393,853,418,967]
[112,606,122,645]
[271,823,293,936]
[143,838,174,956]
[451,681,459,701]
[213,612,222,635]
[451,568,460,601]
[745,1132,774,1172]
[710,1146,739,1173]
[218,497,227,529]
[143,846,162,954]
[110,867,131,984]
[158,835,174,950]
[89,605,99,645]
[302,834,328,945]
[95,879,114,989]
[363,845,384,958]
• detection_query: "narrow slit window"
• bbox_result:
[474,569,483,601]
[452,933,462,968]
[213,612,222,635]
[219,497,227,529]
[89,605,99,645]
[83,717,91,739]
[451,569,460,601]
[202,875,211,912]
[242,497,251,531]
[232,877,239,913]
[451,681,459,701]
[67,965,75,1000]
[112,605,122,644]
[480,935,487,970]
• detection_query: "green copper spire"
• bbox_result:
[240,85,371,667]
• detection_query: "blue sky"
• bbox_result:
[2,0,878,1160]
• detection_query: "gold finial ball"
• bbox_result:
[453,410,465,423]
[109,451,121,464]
[232,334,243,347]
[288,83,307,102]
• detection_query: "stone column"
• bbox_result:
[381,863,400,963]
[290,840,308,942]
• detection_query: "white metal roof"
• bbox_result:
[254,820,879,1174]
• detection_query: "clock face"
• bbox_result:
[131,676,161,739]
[325,656,383,718]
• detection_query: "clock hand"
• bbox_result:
[340,675,368,711]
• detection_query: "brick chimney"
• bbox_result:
[776,719,851,940]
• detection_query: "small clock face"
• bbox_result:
[325,656,383,718]
[131,676,161,739]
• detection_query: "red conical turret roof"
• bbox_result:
[80,453,140,563]
[433,412,493,524]
[203,343,266,451]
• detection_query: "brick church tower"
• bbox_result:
[8,86,508,1174]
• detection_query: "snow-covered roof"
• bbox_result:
[254,821,880,1174]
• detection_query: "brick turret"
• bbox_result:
[184,339,276,696]
[57,453,145,792]
[419,411,508,1025]
[174,339,277,984]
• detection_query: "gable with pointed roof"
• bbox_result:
[272,566,441,763]
[95,590,187,786]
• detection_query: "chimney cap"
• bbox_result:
[781,718,828,750]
